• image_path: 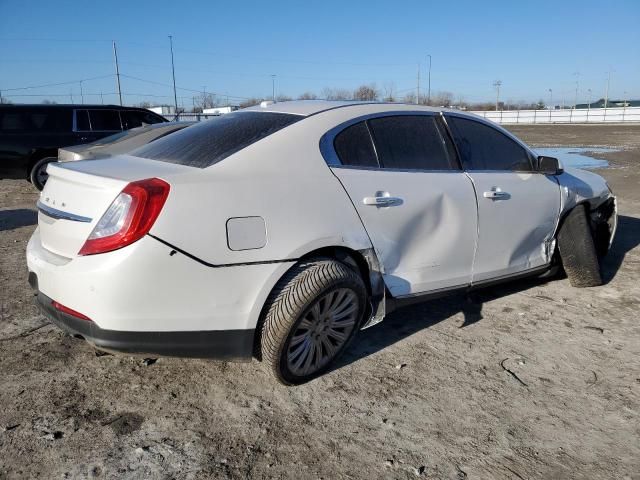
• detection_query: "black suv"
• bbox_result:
[0,104,167,189]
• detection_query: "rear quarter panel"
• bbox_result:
[149,112,375,265]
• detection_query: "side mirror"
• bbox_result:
[537,156,563,175]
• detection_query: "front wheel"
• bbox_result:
[557,205,603,287]
[30,157,57,190]
[259,258,367,385]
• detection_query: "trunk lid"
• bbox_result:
[37,155,192,258]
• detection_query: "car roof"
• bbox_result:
[243,100,448,117]
[0,104,156,109]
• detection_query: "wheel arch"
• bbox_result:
[252,244,385,359]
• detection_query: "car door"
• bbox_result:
[445,114,561,283]
[325,113,478,297]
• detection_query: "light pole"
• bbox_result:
[493,80,502,111]
[573,72,580,108]
[587,88,592,109]
[271,75,276,102]
[416,63,420,105]
[79,80,84,104]
[426,54,432,105]
[548,88,553,109]
[604,70,612,108]
[169,35,178,118]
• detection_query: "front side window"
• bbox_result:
[333,121,378,168]
[367,115,454,170]
[133,111,301,168]
[447,116,532,171]
[122,110,164,129]
[88,110,122,131]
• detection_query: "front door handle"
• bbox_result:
[363,195,403,207]
[483,188,510,200]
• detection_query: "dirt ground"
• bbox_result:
[0,124,638,480]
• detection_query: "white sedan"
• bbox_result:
[26,101,617,384]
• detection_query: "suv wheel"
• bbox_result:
[259,258,366,385]
[30,157,57,191]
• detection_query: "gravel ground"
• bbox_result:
[0,124,638,479]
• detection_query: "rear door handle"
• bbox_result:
[363,195,403,207]
[483,189,510,200]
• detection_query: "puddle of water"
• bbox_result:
[534,147,617,169]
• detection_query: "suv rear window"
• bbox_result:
[133,112,301,168]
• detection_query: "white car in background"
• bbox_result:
[57,121,195,163]
[27,101,617,384]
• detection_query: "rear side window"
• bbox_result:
[88,110,122,131]
[367,115,454,170]
[334,122,378,168]
[447,116,532,171]
[133,112,301,168]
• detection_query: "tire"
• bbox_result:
[259,258,367,385]
[30,157,57,191]
[557,205,603,287]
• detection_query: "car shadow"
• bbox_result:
[334,214,640,371]
[601,214,640,283]
[0,209,37,232]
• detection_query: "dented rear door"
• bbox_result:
[328,114,477,297]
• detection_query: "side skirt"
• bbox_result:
[385,264,551,314]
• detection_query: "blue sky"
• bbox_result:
[1,0,638,106]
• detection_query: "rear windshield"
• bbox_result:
[132,111,302,168]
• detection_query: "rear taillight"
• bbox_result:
[78,178,170,256]
[52,300,92,321]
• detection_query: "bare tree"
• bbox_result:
[382,82,396,102]
[276,94,292,102]
[403,92,416,104]
[239,97,263,108]
[353,84,379,101]
[137,101,152,108]
[41,99,57,105]
[298,91,318,100]
[431,91,453,107]
[322,87,352,100]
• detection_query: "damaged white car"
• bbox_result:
[27,101,617,384]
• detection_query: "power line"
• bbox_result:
[1,74,114,92]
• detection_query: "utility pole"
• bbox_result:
[587,88,592,109]
[426,54,432,105]
[573,72,580,108]
[112,41,123,105]
[271,75,276,102]
[79,81,84,104]
[493,80,502,111]
[416,64,420,105]
[100,92,104,104]
[548,88,553,109]
[202,86,207,110]
[168,35,178,117]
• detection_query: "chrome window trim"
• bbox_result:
[36,201,93,223]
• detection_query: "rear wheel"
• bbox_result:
[557,205,603,287]
[30,157,57,190]
[259,258,366,385]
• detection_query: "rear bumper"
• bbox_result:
[34,289,254,360]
